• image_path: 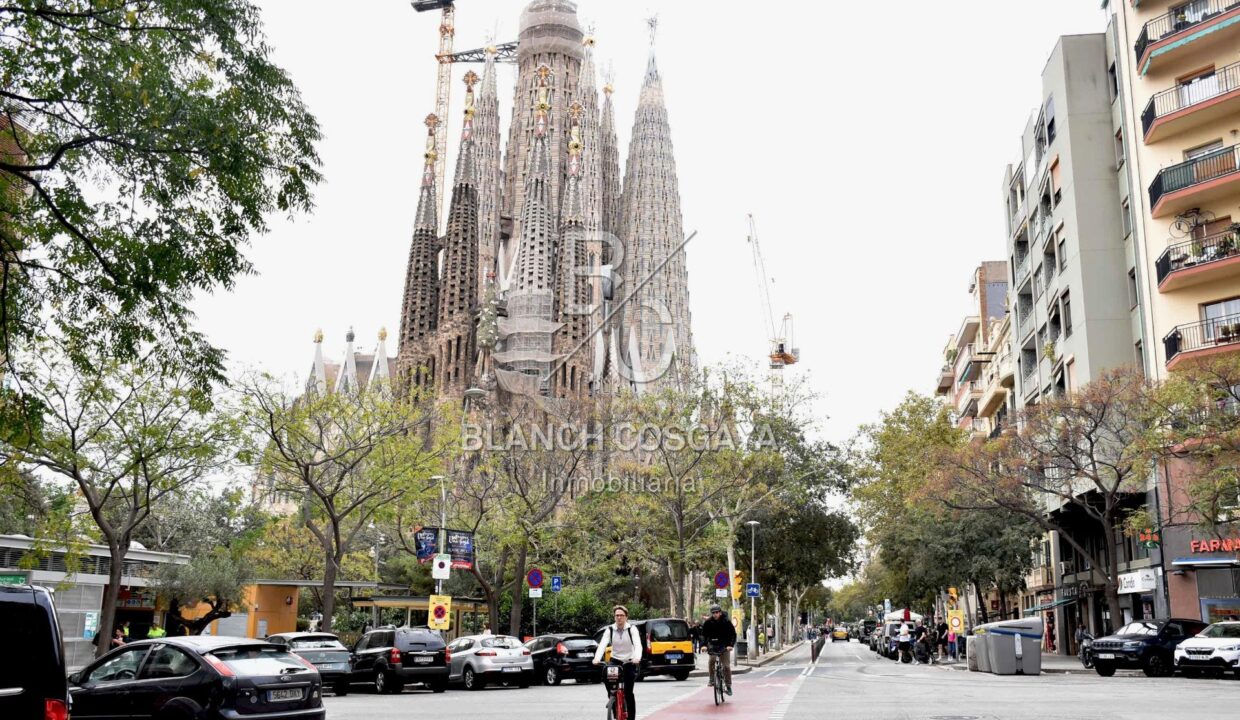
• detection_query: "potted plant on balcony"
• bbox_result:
[1042,341,1058,364]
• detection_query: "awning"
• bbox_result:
[1172,555,1240,569]
[1024,597,1074,615]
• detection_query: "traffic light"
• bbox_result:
[732,571,744,600]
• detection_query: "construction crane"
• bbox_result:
[411,0,457,226]
[746,214,799,375]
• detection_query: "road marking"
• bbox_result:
[768,671,808,719]
[765,669,779,677]
[638,683,708,719]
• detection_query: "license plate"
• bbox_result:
[502,666,522,673]
[268,688,302,702]
[577,652,593,658]
[666,653,682,660]
[1096,653,1115,660]
[320,663,349,671]
[414,656,433,664]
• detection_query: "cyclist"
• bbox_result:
[700,604,736,695]
[593,605,642,719]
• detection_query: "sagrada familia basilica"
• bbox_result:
[312,0,694,404]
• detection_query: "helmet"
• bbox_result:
[710,604,722,613]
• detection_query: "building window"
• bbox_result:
[1058,237,1067,271]
[1121,200,1132,239]
[1128,269,1139,309]
[1136,340,1144,370]
[1062,291,1073,337]
[1045,96,1056,144]
[1108,62,1118,101]
[1114,129,1125,168]
[1201,297,1240,339]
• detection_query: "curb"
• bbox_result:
[682,641,805,678]
[940,660,1104,676]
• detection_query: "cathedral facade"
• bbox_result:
[397,0,694,402]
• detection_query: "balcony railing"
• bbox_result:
[1015,253,1031,284]
[1142,61,1240,138]
[1155,228,1240,286]
[1017,305,1034,338]
[1164,312,1240,364]
[1149,144,1240,211]
[1135,1,1240,66]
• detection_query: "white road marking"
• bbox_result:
[764,669,779,677]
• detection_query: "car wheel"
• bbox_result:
[1094,663,1116,677]
[374,668,387,694]
[544,665,560,686]
[430,678,448,693]
[464,666,486,691]
[672,670,690,681]
[517,672,531,689]
[1143,653,1170,678]
[333,680,350,696]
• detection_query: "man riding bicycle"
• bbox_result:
[593,605,642,719]
[700,604,736,695]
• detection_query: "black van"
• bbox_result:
[0,584,69,720]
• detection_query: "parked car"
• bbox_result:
[1090,618,1208,677]
[525,633,600,685]
[67,636,323,720]
[0,584,68,720]
[346,626,449,694]
[1174,620,1240,678]
[266,632,353,695]
[831,626,849,642]
[447,634,534,690]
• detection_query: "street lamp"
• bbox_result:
[746,520,759,661]
[431,475,446,595]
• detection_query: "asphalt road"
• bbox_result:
[322,639,1240,719]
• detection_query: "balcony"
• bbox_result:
[1134,0,1240,76]
[1015,253,1031,286]
[1149,144,1240,218]
[955,380,982,418]
[1025,565,1055,590]
[1155,227,1240,291]
[1164,312,1240,369]
[1017,305,1034,340]
[1142,61,1240,143]
[936,363,953,395]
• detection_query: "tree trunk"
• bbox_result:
[508,542,528,636]
[469,564,500,633]
[320,549,339,633]
[96,540,127,658]
[974,584,989,625]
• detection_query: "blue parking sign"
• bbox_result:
[551,575,562,592]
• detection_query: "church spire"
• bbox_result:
[514,64,557,293]
[554,101,591,397]
[475,45,503,304]
[397,114,442,365]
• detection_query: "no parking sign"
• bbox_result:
[429,594,451,631]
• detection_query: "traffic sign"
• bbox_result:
[432,553,451,580]
[714,571,729,589]
[428,595,451,631]
[529,588,543,599]
[527,567,544,589]
[746,583,760,598]
[715,588,727,598]
[550,575,562,593]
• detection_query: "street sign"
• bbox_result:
[746,583,760,598]
[432,553,451,580]
[550,575,562,593]
[527,567,544,589]
[883,598,892,614]
[714,571,729,589]
[0,571,30,586]
[429,595,451,631]
[715,588,728,598]
[529,588,543,599]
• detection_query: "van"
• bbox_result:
[0,584,69,720]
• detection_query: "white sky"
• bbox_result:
[192,0,1110,443]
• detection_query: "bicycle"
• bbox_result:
[602,661,630,720]
[707,649,728,706]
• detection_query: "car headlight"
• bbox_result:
[1123,641,1143,650]
[1220,644,1240,652]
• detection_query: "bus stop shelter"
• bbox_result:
[350,596,488,642]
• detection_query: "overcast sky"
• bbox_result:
[192,0,1110,443]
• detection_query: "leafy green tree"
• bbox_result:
[154,547,252,634]
[0,0,321,389]
[134,485,266,555]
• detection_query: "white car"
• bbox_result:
[1174,621,1240,678]
[447,634,535,690]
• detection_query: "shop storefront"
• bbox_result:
[1165,530,1240,623]
[1117,567,1157,624]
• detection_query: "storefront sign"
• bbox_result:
[1118,568,1157,595]
[1139,528,1161,549]
[0,571,30,586]
[1189,537,1240,553]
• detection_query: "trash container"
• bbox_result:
[965,633,979,671]
[971,625,993,673]
[987,617,1043,676]
[736,640,749,659]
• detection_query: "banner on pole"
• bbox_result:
[414,527,475,569]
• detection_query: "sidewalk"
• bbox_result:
[684,640,805,678]
[939,651,1124,675]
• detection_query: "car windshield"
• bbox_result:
[1115,622,1159,636]
[1199,623,1240,639]
[210,647,310,675]
[481,636,522,649]
[289,637,346,650]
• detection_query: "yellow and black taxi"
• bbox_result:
[594,618,695,680]
[831,626,850,642]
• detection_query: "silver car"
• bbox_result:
[447,634,535,690]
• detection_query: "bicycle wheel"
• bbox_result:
[615,690,628,720]
[714,679,724,705]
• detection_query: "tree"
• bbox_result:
[154,548,252,634]
[134,485,266,555]
[0,1,321,390]
[0,343,234,656]
[240,374,446,631]
[938,368,1153,632]
[246,514,375,617]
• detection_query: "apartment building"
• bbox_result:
[934,262,1009,436]
[1109,0,1240,624]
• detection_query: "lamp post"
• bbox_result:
[431,475,446,595]
[746,520,759,661]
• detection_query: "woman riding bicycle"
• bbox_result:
[593,605,642,719]
[700,604,736,695]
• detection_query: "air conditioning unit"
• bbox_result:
[1058,560,1075,576]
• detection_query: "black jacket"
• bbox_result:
[701,615,737,651]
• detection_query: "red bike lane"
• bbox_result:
[643,672,801,719]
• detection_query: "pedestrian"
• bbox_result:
[110,628,126,649]
[147,623,167,639]
[758,627,766,653]
[935,616,949,660]
[120,621,130,642]
[947,629,957,660]
[1074,624,1085,654]
[483,623,492,636]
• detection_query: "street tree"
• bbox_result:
[0,344,235,656]
[134,485,267,555]
[239,374,446,631]
[154,547,252,634]
[0,0,321,391]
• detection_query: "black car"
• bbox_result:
[67,635,324,720]
[1090,618,1209,677]
[525,633,601,685]
[266,632,353,695]
[346,626,449,694]
[0,584,68,720]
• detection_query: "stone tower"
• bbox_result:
[617,36,695,389]
[397,115,442,388]
[474,48,503,305]
[551,101,592,398]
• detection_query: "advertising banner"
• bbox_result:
[415,527,475,569]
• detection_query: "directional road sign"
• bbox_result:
[746,583,761,598]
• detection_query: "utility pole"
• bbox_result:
[746,520,759,661]
[432,474,446,595]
